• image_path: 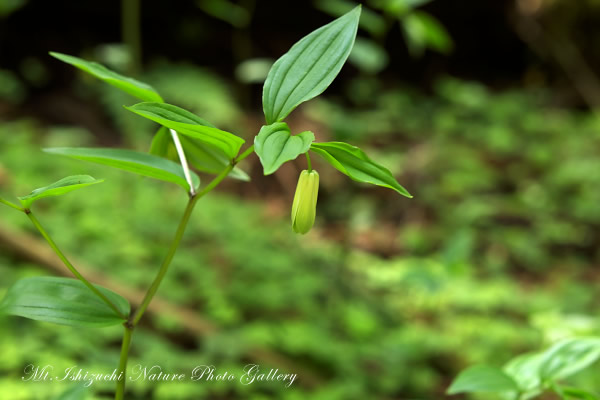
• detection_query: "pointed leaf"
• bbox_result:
[0,277,129,327]
[180,136,250,181]
[447,365,519,395]
[262,5,361,123]
[126,102,244,159]
[18,175,103,208]
[553,385,600,400]
[311,141,412,197]
[149,126,172,158]
[50,52,163,102]
[503,352,545,395]
[150,126,249,181]
[539,337,600,381]
[43,147,200,191]
[254,122,314,175]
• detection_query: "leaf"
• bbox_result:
[49,52,163,102]
[262,5,361,124]
[539,337,600,382]
[447,365,519,395]
[149,125,249,181]
[553,385,600,400]
[127,102,244,159]
[311,142,412,197]
[0,277,129,327]
[503,352,545,395]
[180,136,250,181]
[314,0,386,36]
[149,126,172,158]
[254,122,314,175]
[43,147,200,191]
[18,175,103,208]
[402,11,452,57]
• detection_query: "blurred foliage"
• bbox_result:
[1,0,600,398]
[316,0,453,72]
[2,76,600,399]
[307,77,600,276]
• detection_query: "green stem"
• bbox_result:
[305,152,312,172]
[116,148,255,399]
[122,0,141,76]
[235,144,255,164]
[130,195,197,326]
[131,162,238,327]
[27,211,127,319]
[0,197,24,212]
[114,324,133,400]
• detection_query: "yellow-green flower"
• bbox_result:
[291,170,319,234]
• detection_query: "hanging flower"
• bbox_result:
[291,170,319,234]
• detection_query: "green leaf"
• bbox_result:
[149,127,249,181]
[402,11,453,57]
[539,337,600,381]
[262,5,361,123]
[149,126,172,158]
[126,102,244,159]
[553,385,600,400]
[43,147,200,191]
[18,175,103,208]
[447,365,519,395]
[179,136,250,181]
[315,0,386,36]
[49,52,163,102]
[311,142,412,197]
[503,352,545,396]
[0,277,129,327]
[254,122,314,175]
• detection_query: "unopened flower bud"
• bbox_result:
[291,170,319,234]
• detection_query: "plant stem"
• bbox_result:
[131,162,238,327]
[0,197,24,212]
[235,144,254,164]
[27,211,127,319]
[115,324,133,400]
[122,0,141,76]
[305,152,312,171]
[130,195,197,326]
[117,147,255,399]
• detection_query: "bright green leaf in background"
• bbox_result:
[401,11,453,57]
[254,122,314,175]
[315,0,387,36]
[447,365,519,395]
[502,352,545,398]
[262,5,361,124]
[127,102,244,159]
[49,52,163,102]
[553,385,600,400]
[539,337,600,382]
[44,147,200,192]
[311,141,412,197]
[0,277,129,327]
[18,175,103,208]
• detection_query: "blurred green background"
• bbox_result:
[1,0,600,399]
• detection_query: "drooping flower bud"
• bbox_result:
[291,170,319,234]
